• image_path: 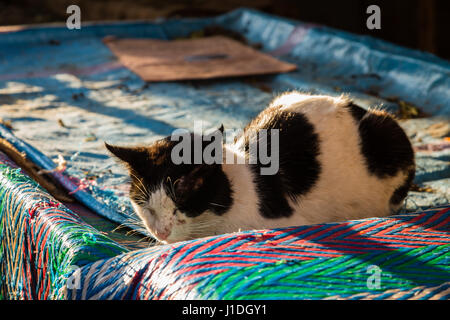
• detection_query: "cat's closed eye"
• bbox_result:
[143,208,155,216]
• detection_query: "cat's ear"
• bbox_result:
[203,124,224,143]
[105,142,149,169]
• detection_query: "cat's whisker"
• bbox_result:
[129,171,151,199]
[166,176,177,201]
[130,171,151,198]
[137,235,157,244]
[187,218,227,236]
[209,202,227,208]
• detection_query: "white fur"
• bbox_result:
[224,93,407,228]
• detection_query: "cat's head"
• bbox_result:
[105,128,233,243]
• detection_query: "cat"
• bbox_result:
[106,91,415,244]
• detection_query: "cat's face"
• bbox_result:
[105,132,233,243]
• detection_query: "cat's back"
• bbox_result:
[240,92,415,225]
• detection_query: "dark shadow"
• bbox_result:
[1,76,178,137]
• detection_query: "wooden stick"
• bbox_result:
[0,138,74,203]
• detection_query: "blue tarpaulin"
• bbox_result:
[0,8,448,233]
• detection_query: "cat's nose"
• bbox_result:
[154,228,171,241]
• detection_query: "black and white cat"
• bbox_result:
[106,91,415,243]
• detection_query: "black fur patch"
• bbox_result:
[166,163,233,217]
[347,103,415,178]
[347,102,367,121]
[390,168,415,206]
[245,110,321,219]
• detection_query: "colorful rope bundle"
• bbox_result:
[64,206,450,300]
[0,156,126,300]
[0,147,448,300]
